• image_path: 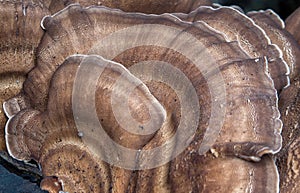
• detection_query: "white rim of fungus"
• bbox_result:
[247,9,285,29]
[4,115,17,160]
[262,57,283,155]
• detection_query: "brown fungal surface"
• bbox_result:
[0,0,50,151]
[40,176,63,193]
[0,0,49,74]
[26,4,281,157]
[47,0,211,14]
[1,4,284,192]
[174,6,290,92]
[0,74,25,151]
[275,16,300,190]
[247,9,300,81]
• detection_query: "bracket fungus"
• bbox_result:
[0,0,50,150]
[247,9,300,82]
[0,1,299,193]
[174,6,290,92]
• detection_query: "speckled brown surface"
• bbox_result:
[2,5,283,192]
[0,1,300,193]
[0,0,50,151]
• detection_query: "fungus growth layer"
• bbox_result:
[0,1,300,193]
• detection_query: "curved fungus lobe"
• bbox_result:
[0,74,25,150]
[248,9,300,80]
[39,140,112,193]
[21,4,243,111]
[3,4,283,192]
[47,0,211,14]
[5,54,165,160]
[174,6,290,92]
[285,7,300,45]
[8,54,281,192]
[13,4,281,158]
[40,176,63,193]
[209,57,282,160]
[5,55,166,192]
[0,0,49,151]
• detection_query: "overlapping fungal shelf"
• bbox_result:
[0,1,300,193]
[0,0,50,151]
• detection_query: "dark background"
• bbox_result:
[212,0,300,19]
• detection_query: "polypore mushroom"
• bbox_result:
[0,0,49,151]
[173,6,290,92]
[3,4,283,192]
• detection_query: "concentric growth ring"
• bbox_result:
[72,24,227,170]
